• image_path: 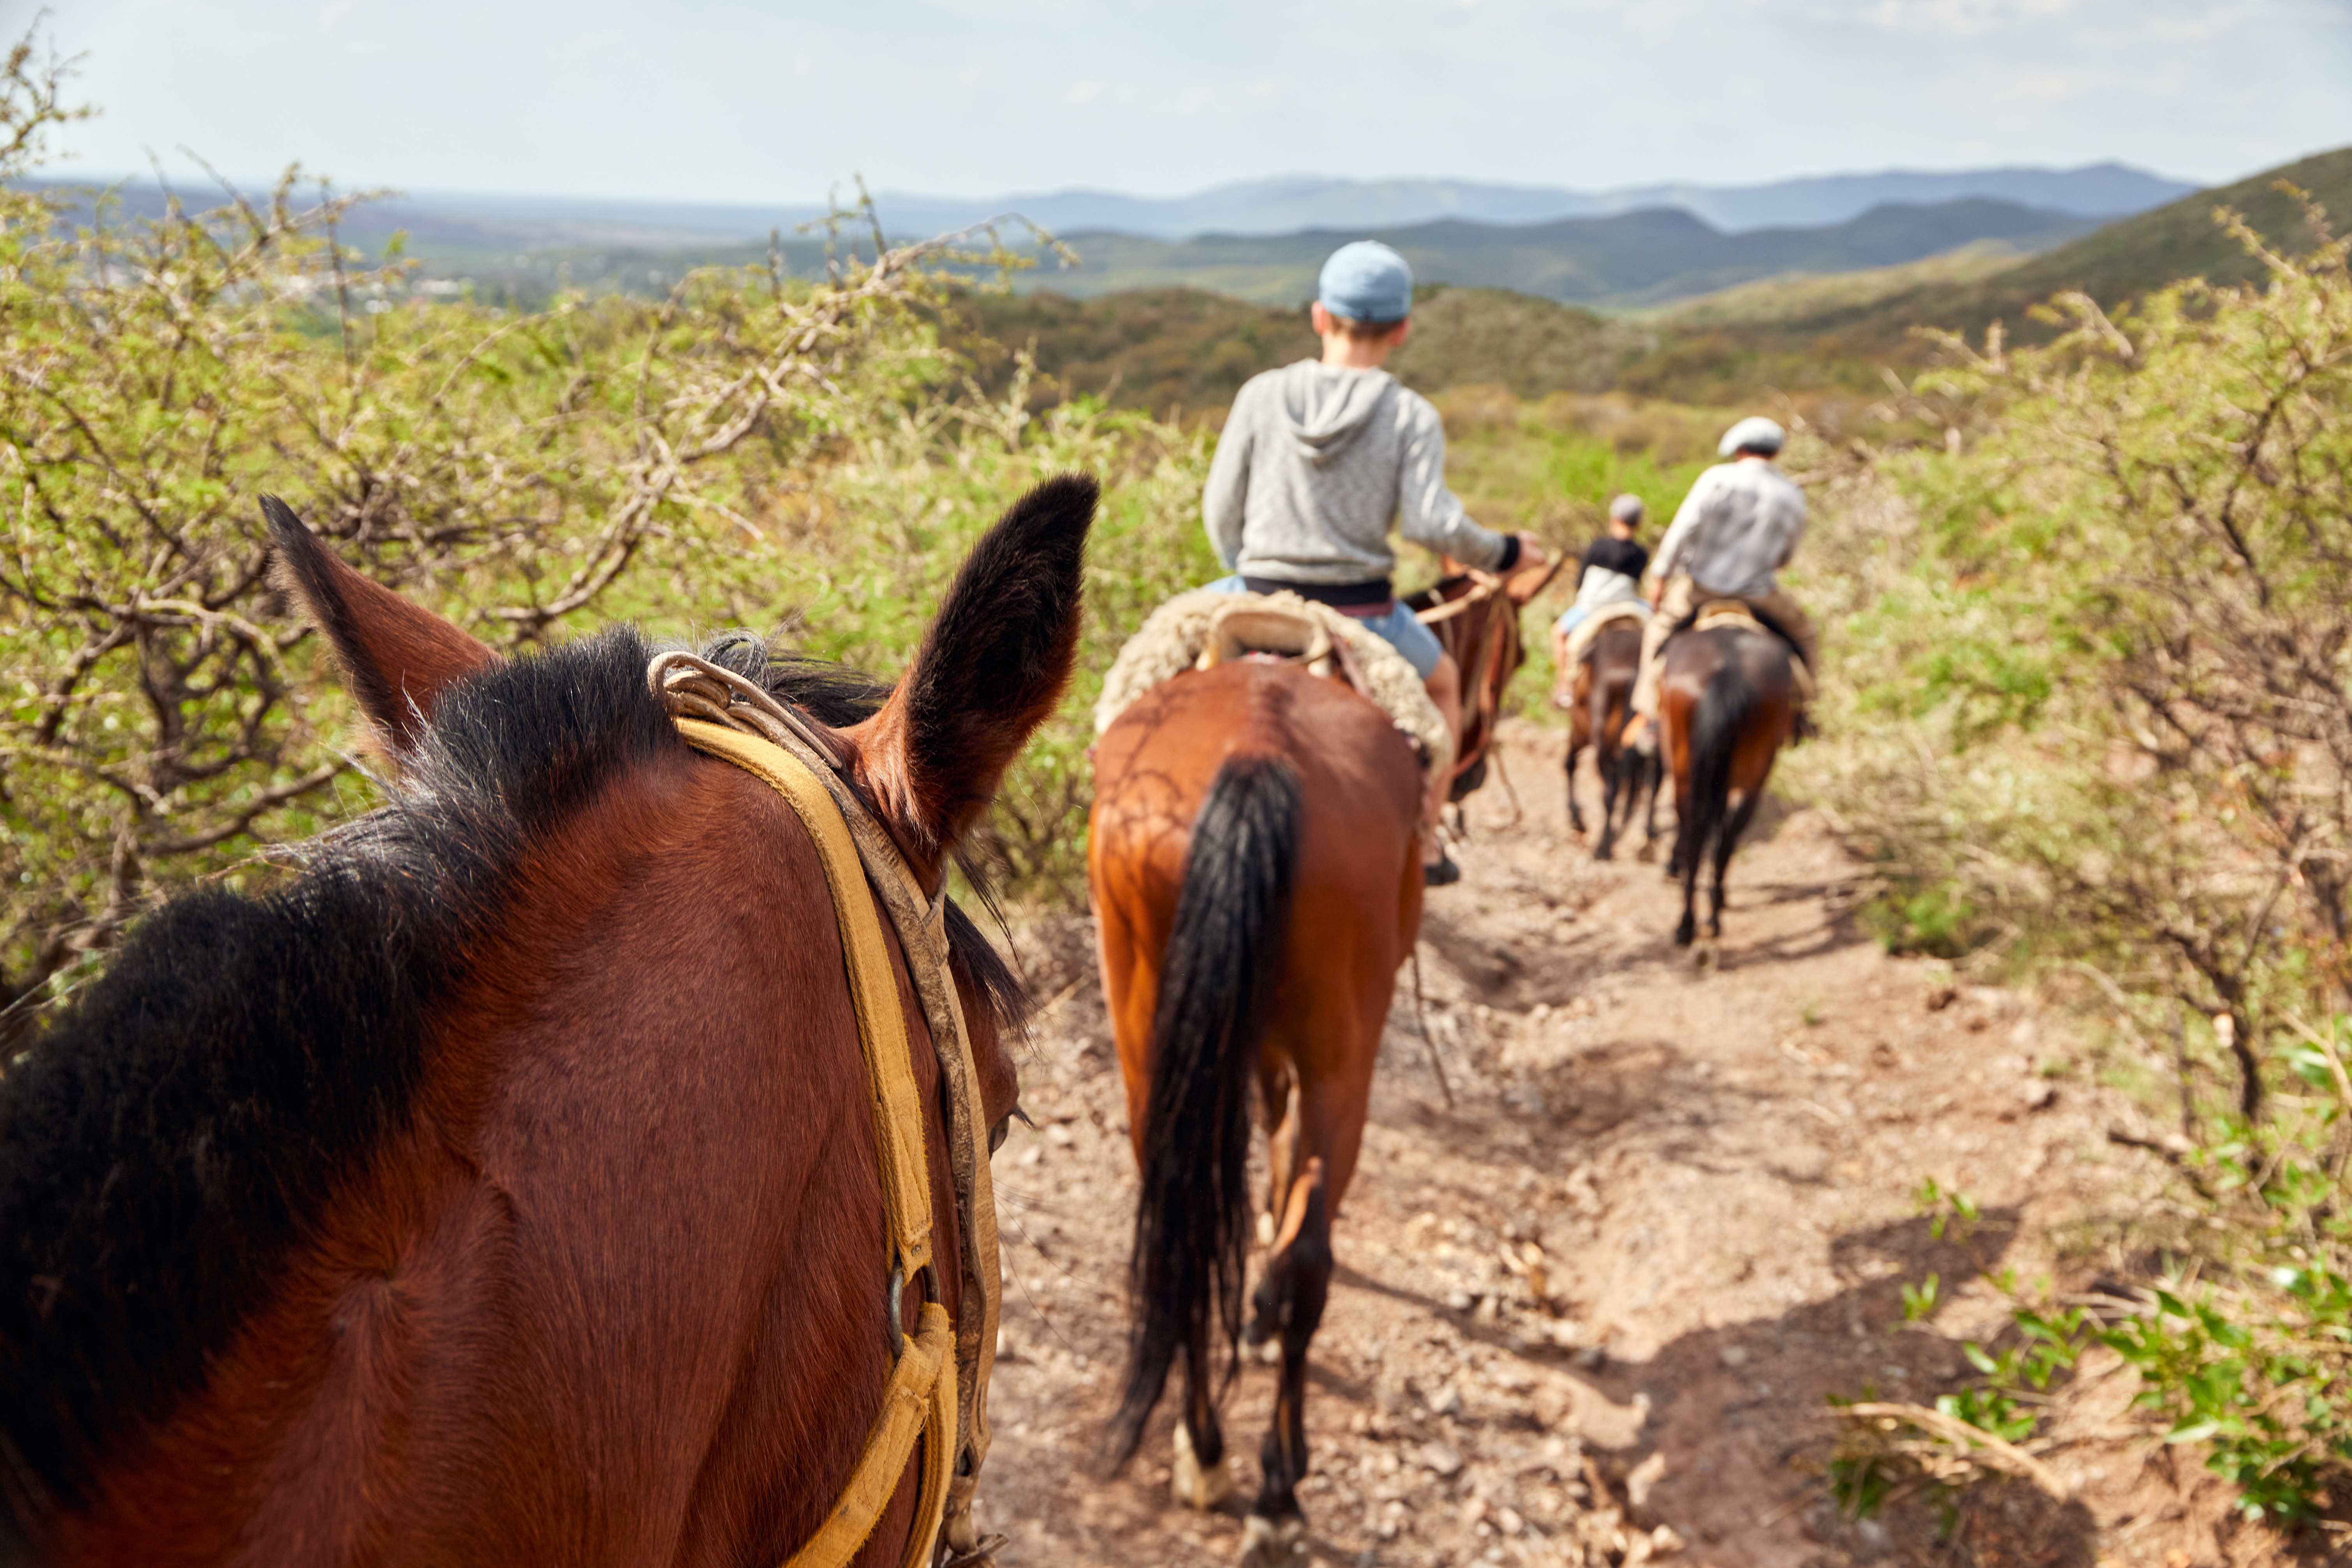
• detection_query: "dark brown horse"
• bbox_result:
[1408,553,1562,803]
[1091,661,1423,1566]
[1563,619,1661,861]
[1659,616,1797,957]
[0,477,1097,1567]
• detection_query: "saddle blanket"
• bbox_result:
[1096,588,1453,784]
[1561,599,1649,669]
[1684,600,1817,701]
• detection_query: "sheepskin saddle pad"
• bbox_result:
[1095,588,1454,785]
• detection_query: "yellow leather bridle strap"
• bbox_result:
[672,716,955,1568]
[782,1302,957,1568]
[679,717,936,1284]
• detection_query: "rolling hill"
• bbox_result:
[1657,144,2352,360]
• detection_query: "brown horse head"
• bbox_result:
[1408,552,1562,802]
[0,476,1096,1566]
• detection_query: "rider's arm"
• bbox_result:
[1648,469,1716,586]
[1396,394,1513,569]
[1202,400,1255,570]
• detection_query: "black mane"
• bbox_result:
[0,625,1024,1524]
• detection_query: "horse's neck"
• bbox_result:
[61,765,932,1567]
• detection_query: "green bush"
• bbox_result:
[1792,193,2352,1520]
[0,30,1206,1020]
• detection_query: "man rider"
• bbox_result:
[1626,416,1817,751]
[1202,239,1547,885]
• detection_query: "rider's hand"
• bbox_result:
[1512,531,1548,569]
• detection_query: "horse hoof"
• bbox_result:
[1635,842,1658,864]
[1238,1512,1308,1566]
[1693,940,1718,971]
[1172,1424,1235,1511]
[1256,1336,1283,1365]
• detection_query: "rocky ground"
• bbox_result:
[966,719,2334,1568]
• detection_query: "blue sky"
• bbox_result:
[28,0,2352,202]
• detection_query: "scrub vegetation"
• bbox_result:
[1789,194,2352,1524]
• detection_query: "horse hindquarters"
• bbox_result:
[1111,755,1303,1493]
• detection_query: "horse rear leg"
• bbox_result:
[1172,1323,1234,1510]
[1243,1159,1330,1566]
[1594,748,1625,860]
[1709,788,1764,940]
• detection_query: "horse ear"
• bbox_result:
[846,474,1096,883]
[264,495,500,753]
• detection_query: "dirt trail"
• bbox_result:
[969,719,2253,1568]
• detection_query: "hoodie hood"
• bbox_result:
[1276,361,1396,467]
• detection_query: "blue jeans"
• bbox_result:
[1204,576,1445,680]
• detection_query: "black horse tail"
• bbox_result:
[1684,656,1760,873]
[1110,753,1301,1466]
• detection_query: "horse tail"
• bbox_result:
[1587,649,1616,759]
[1110,752,1301,1465]
[1686,652,1761,871]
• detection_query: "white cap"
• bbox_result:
[1718,416,1786,457]
[1608,493,1645,524]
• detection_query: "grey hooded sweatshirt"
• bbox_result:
[1203,361,1511,587]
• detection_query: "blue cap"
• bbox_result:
[1318,240,1413,324]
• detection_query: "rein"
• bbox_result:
[648,652,1004,1568]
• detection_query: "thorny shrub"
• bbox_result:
[1793,196,2352,1521]
[0,28,1202,1029]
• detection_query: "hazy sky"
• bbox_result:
[30,0,2352,203]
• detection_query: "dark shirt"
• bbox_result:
[1580,535,1650,583]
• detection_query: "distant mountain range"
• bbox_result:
[34,162,2194,252]
[862,164,2193,239]
[1018,197,2104,309]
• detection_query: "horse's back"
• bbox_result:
[1091,662,1421,897]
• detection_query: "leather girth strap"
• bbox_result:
[649,651,1003,1568]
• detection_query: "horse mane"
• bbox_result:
[0,624,1025,1522]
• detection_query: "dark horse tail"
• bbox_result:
[1110,753,1301,1465]
[1684,652,1761,873]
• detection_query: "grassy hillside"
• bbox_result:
[936,287,1310,420]
[1020,198,2097,308]
[939,284,1661,419]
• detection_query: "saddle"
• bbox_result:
[1669,599,1816,700]
[1561,599,1649,669]
[1195,601,1361,688]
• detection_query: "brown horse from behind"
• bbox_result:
[0,478,1097,1567]
[1659,620,1797,957]
[1564,619,1661,861]
[1091,662,1423,1565]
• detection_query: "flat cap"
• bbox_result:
[1718,416,1787,457]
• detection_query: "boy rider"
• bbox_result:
[1549,492,1650,703]
[1625,416,1818,750]
[1202,239,1547,885]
